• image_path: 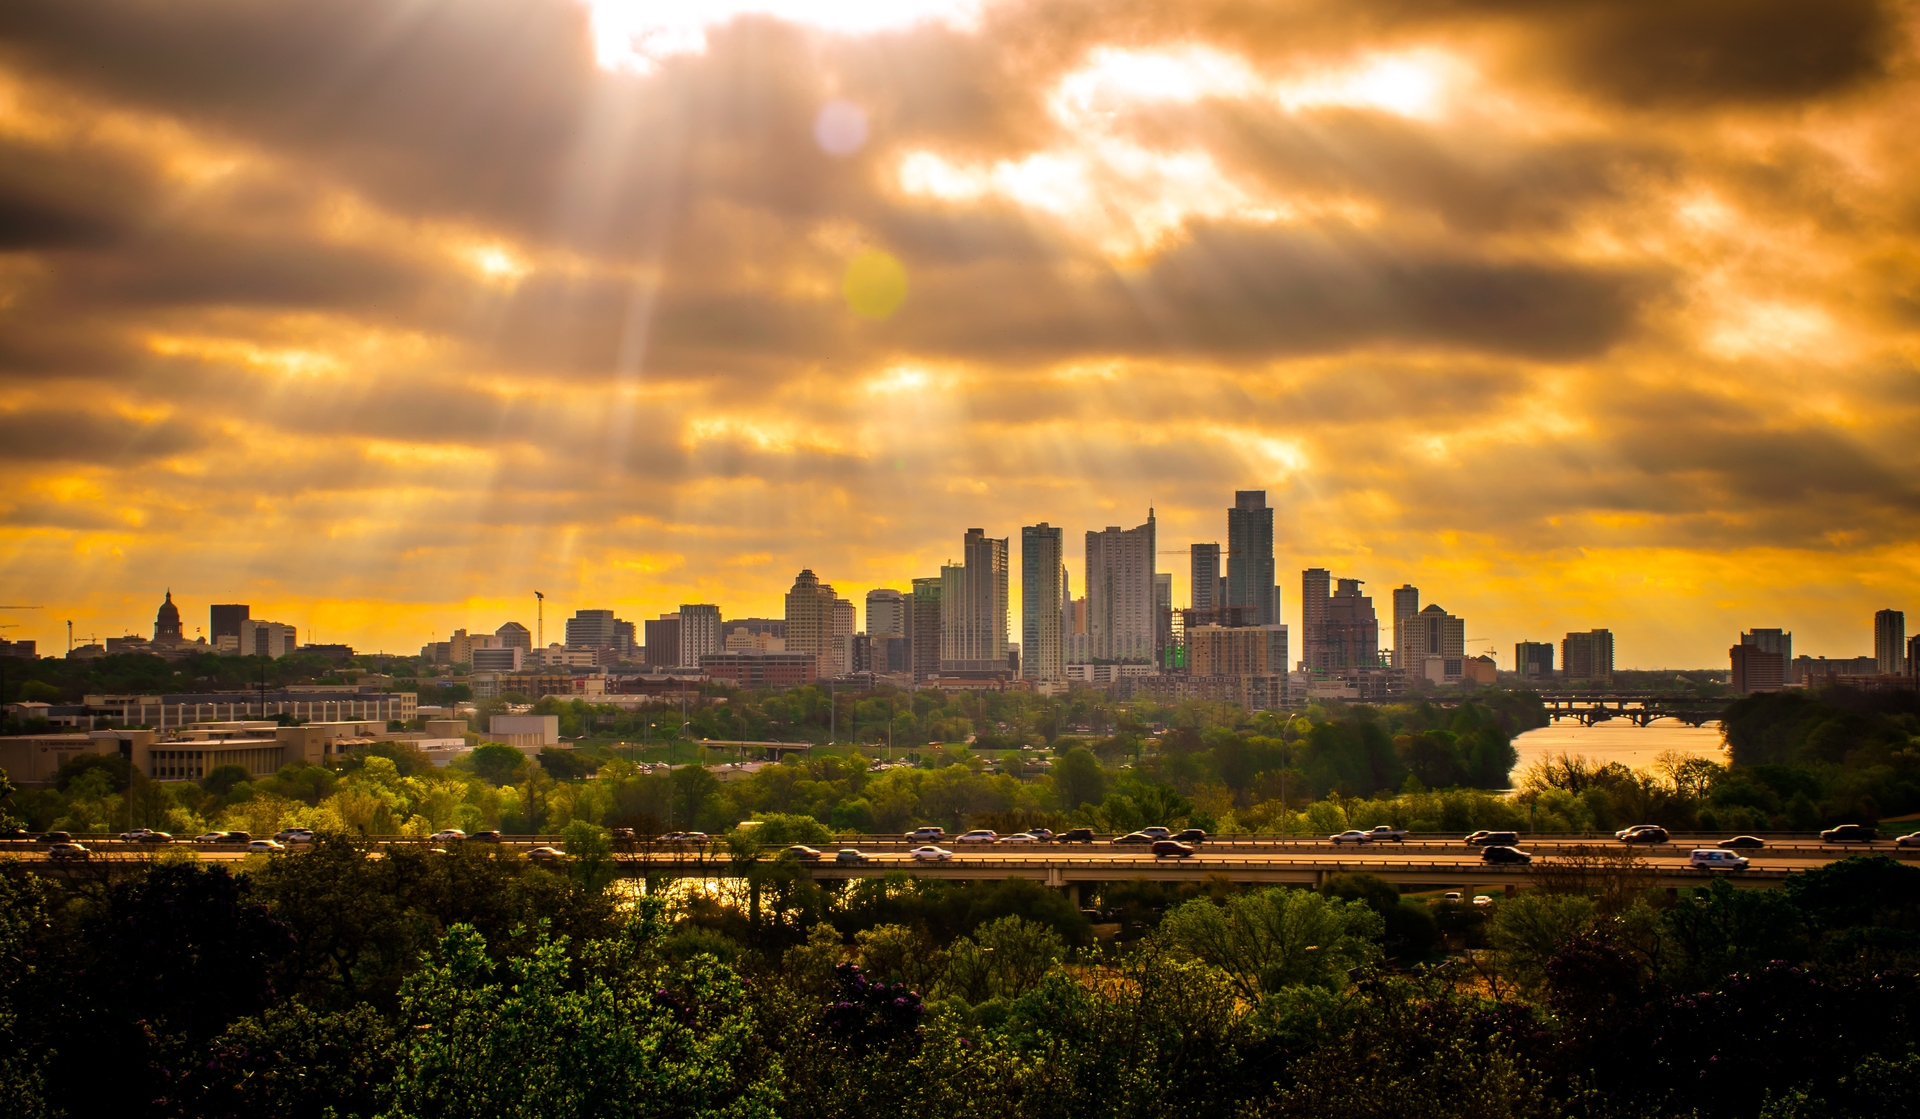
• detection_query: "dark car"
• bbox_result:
[1617,825,1669,845]
[1151,840,1195,858]
[1717,835,1767,849]
[37,831,72,843]
[220,831,253,844]
[1465,830,1519,847]
[1482,845,1532,865]
[1172,828,1208,843]
[1112,832,1154,845]
[468,830,503,842]
[0,827,31,841]
[785,845,824,861]
[1058,828,1095,844]
[1821,824,1876,843]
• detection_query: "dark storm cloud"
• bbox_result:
[0,405,202,464]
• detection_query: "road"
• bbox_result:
[9,834,1909,891]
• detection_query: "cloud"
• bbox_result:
[0,0,1916,666]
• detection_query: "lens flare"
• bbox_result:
[843,249,908,320]
[814,99,869,156]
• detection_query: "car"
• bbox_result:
[468,830,503,843]
[528,846,566,863]
[904,826,947,842]
[121,829,172,843]
[119,828,155,841]
[785,845,823,861]
[1442,891,1463,901]
[275,828,314,844]
[1690,849,1750,870]
[1139,827,1172,840]
[1058,828,1095,844]
[1616,825,1670,845]
[1465,830,1520,847]
[1151,840,1195,858]
[429,829,467,842]
[195,832,228,844]
[1329,830,1373,845]
[1026,828,1055,842]
[954,829,998,844]
[0,827,31,842]
[1821,824,1877,843]
[1359,826,1408,842]
[1112,832,1155,845]
[1481,845,1533,865]
[909,846,953,861]
[47,842,90,861]
[1717,835,1767,849]
[835,848,870,864]
[660,831,710,845]
[37,831,72,843]
[1472,895,1494,908]
[999,832,1041,844]
[1896,833,1920,848]
[220,831,253,844]
[247,839,286,853]
[1172,828,1208,843]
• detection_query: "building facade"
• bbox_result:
[495,621,532,651]
[679,604,723,669]
[1562,630,1615,682]
[1227,491,1277,625]
[1876,610,1908,675]
[700,650,818,689]
[865,589,907,638]
[941,528,1009,673]
[784,570,840,679]
[644,614,681,670]
[1020,523,1066,681]
[210,604,249,644]
[1515,641,1555,680]
[1085,510,1157,663]
[1301,568,1330,670]
[911,577,942,682]
[1190,543,1222,611]
[1390,585,1419,669]
[1731,643,1785,694]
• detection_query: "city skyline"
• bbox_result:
[2,2,1919,669]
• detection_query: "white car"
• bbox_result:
[1689,848,1750,870]
[1896,833,1920,848]
[247,839,286,853]
[275,828,314,844]
[954,829,997,844]
[1329,830,1373,845]
[999,832,1040,844]
[910,846,953,861]
[429,829,467,842]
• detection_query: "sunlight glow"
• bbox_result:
[582,0,981,73]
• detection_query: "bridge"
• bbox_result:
[11,833,1898,896]
[1534,693,1729,727]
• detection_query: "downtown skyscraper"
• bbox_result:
[941,527,1008,673]
[1021,523,1066,681]
[1227,491,1277,626]
[1086,510,1157,663]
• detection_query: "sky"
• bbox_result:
[0,0,1917,667]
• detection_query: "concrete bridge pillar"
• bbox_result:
[1067,882,1082,908]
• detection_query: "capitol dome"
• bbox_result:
[153,589,184,643]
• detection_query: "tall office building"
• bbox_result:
[1021,524,1066,681]
[1515,641,1555,679]
[831,597,855,678]
[1190,544,1221,611]
[1741,628,1793,680]
[1227,491,1278,625]
[1390,585,1420,669]
[210,604,250,643]
[910,577,942,681]
[678,604,723,668]
[1562,629,1615,682]
[495,621,532,651]
[1300,568,1330,671]
[1156,572,1174,668]
[784,570,840,678]
[1086,510,1158,663]
[1876,610,1907,674]
[939,528,1009,672]
[1320,579,1380,672]
[643,614,681,670]
[565,609,617,649]
[1731,643,1785,694]
[1401,603,1464,682]
[865,589,907,638]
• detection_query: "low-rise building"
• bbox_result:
[83,689,416,728]
[700,650,818,689]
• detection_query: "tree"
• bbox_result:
[561,820,617,894]
[1052,747,1106,811]
[469,743,527,787]
[1158,887,1382,1001]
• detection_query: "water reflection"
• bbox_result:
[1512,719,1726,775]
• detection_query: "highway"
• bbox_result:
[9,834,1912,892]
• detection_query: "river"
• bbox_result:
[1510,719,1727,777]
